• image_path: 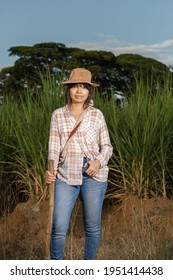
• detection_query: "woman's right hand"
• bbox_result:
[45,170,56,184]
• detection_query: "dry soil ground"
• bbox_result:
[0,194,173,259]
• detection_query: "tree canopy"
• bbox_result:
[0,42,172,99]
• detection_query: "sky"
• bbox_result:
[1,0,173,69]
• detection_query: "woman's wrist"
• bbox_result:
[94,159,101,167]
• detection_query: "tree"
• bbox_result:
[115,54,171,96]
[0,42,172,99]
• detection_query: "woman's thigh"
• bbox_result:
[80,176,107,224]
[53,178,80,230]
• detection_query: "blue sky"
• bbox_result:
[1,0,173,69]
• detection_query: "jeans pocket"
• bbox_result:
[82,157,90,174]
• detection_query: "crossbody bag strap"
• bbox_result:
[61,106,89,159]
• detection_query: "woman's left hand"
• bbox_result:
[85,159,100,177]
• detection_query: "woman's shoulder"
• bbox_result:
[89,106,104,118]
[52,106,66,116]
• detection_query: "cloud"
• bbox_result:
[68,35,173,66]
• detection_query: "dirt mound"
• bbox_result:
[0,195,173,259]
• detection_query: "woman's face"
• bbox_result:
[69,83,89,105]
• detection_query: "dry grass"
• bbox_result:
[0,195,173,260]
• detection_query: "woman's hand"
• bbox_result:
[45,170,56,184]
[85,159,100,177]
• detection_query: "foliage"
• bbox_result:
[101,75,173,199]
[1,72,173,204]
[0,72,64,201]
[0,42,172,99]
[115,54,172,96]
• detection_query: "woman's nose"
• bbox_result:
[76,85,82,92]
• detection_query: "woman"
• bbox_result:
[45,68,113,260]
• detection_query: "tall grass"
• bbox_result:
[1,72,173,205]
[100,75,173,199]
[0,72,64,202]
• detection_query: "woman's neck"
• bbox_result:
[68,103,85,119]
[69,103,85,111]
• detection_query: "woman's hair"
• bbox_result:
[65,83,93,107]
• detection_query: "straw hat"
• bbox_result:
[61,68,99,87]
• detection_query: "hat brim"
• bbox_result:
[61,80,99,88]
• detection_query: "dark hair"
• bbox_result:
[65,83,93,107]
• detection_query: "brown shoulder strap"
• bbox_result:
[61,107,89,159]
[67,121,82,140]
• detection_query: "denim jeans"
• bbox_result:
[51,159,107,260]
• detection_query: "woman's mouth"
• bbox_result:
[75,95,84,99]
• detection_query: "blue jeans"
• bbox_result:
[51,162,107,260]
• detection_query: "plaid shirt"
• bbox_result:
[48,105,113,185]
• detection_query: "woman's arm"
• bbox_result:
[95,114,113,167]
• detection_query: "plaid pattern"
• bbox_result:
[48,105,113,185]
